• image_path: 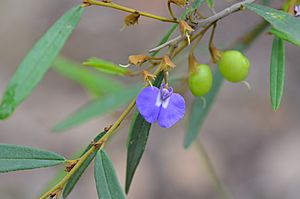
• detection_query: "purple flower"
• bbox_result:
[136,84,185,128]
[295,5,300,17]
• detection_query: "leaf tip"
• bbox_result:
[183,140,192,149]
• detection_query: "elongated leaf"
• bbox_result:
[261,0,270,5]
[125,72,164,193]
[205,0,214,8]
[53,85,140,132]
[63,131,106,198]
[0,5,84,119]
[186,0,205,15]
[83,57,129,76]
[0,144,65,173]
[245,3,300,47]
[53,56,124,97]
[94,150,125,199]
[270,37,285,111]
[184,21,269,148]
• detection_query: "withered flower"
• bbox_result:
[122,11,140,30]
[179,20,194,45]
[161,55,176,71]
[129,54,150,66]
[142,70,156,86]
[119,54,150,68]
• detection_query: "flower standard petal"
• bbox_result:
[136,86,161,123]
[295,5,300,17]
[157,93,185,128]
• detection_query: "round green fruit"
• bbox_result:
[188,64,213,96]
[218,50,250,82]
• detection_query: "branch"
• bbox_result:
[149,0,256,53]
[194,0,255,27]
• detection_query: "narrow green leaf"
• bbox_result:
[83,57,129,76]
[53,56,124,97]
[270,36,285,111]
[63,131,105,198]
[205,0,214,8]
[261,0,270,6]
[186,0,205,15]
[125,72,164,193]
[184,21,269,148]
[53,85,140,132]
[94,150,126,199]
[0,144,65,173]
[245,3,300,47]
[0,5,84,119]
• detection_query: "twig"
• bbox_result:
[150,35,183,53]
[195,0,255,27]
[87,0,178,23]
[149,0,256,53]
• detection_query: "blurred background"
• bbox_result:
[1,0,300,199]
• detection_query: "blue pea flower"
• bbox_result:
[136,84,185,128]
[295,5,300,17]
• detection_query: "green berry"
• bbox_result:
[188,64,213,96]
[218,50,250,82]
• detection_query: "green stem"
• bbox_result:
[167,1,177,20]
[88,0,178,23]
[194,140,231,199]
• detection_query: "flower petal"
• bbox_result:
[157,93,185,128]
[136,86,160,123]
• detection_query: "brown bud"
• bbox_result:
[128,54,150,66]
[102,0,112,2]
[124,11,140,26]
[169,0,188,7]
[161,55,176,71]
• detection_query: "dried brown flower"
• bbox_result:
[179,20,194,44]
[142,70,156,86]
[128,54,150,66]
[124,11,140,26]
[161,55,176,71]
